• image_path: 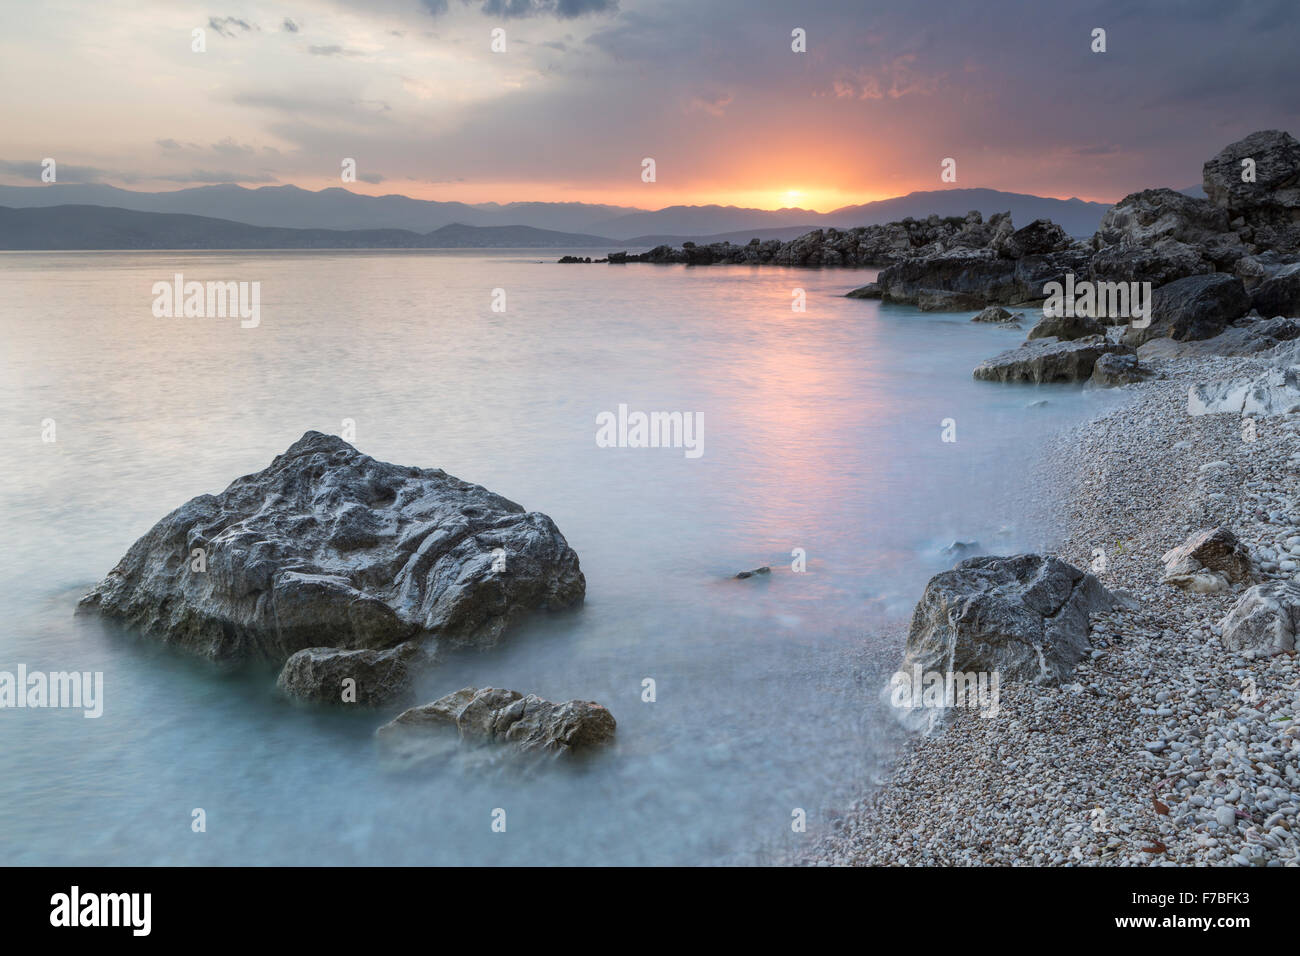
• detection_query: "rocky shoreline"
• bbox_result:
[806,347,1300,866]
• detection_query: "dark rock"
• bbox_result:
[1027,311,1104,341]
[78,431,586,664]
[276,643,421,706]
[996,219,1073,259]
[1122,273,1250,347]
[1203,130,1300,231]
[1088,351,1153,387]
[901,554,1114,683]
[1138,315,1300,360]
[1250,262,1300,317]
[971,305,1018,323]
[376,686,616,766]
[973,335,1131,384]
[845,282,881,298]
[735,566,771,579]
[1161,527,1255,592]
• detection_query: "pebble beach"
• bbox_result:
[809,349,1300,866]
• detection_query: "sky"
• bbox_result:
[1,0,1298,210]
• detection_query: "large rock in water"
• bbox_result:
[78,432,586,664]
[376,686,616,767]
[902,554,1114,683]
[973,335,1131,383]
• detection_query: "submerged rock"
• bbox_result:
[376,686,616,766]
[902,554,1114,683]
[970,305,1018,323]
[1219,582,1300,656]
[973,335,1130,384]
[78,431,585,664]
[276,644,421,706]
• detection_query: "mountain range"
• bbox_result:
[0,182,1122,249]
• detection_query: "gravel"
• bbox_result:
[804,347,1300,866]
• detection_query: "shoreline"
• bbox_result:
[807,348,1300,866]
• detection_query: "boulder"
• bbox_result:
[1027,310,1104,341]
[376,686,616,766]
[1218,582,1300,656]
[1203,130,1300,229]
[971,305,1018,323]
[1138,315,1300,360]
[276,644,420,706]
[901,554,1114,683]
[1160,527,1254,593]
[996,219,1073,259]
[845,282,882,298]
[973,335,1131,384]
[1093,188,1234,250]
[1088,351,1153,387]
[1187,365,1300,417]
[1122,273,1250,347]
[78,431,586,664]
[1249,262,1300,317]
[735,566,771,579]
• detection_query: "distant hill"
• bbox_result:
[592,189,1110,239]
[0,182,1113,240]
[0,205,617,250]
[0,183,638,235]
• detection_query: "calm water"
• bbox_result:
[0,250,1120,865]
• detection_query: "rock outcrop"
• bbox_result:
[1219,582,1300,656]
[1122,273,1250,347]
[973,336,1131,384]
[78,431,586,664]
[376,686,616,766]
[901,554,1114,683]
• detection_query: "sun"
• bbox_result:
[781,189,804,206]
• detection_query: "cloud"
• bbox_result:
[156,170,279,184]
[308,45,363,57]
[687,92,733,117]
[475,0,619,18]
[211,137,256,157]
[207,16,255,39]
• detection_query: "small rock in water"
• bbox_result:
[735,566,772,579]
